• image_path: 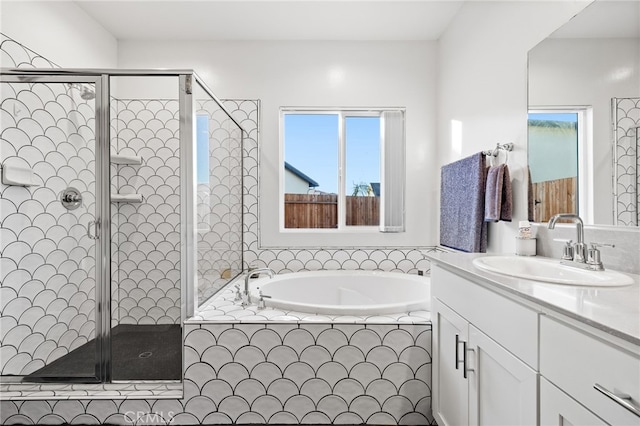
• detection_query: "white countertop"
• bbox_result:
[426,252,640,346]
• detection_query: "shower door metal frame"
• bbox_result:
[0,73,110,383]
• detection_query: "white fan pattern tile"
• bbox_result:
[2,322,435,425]
[613,97,640,226]
[1,34,97,375]
[111,99,182,324]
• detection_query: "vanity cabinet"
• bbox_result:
[432,266,538,426]
[431,259,640,426]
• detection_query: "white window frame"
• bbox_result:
[279,107,404,233]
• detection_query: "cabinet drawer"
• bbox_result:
[540,316,640,426]
[432,266,538,368]
[540,377,606,426]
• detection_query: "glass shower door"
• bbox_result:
[0,76,109,382]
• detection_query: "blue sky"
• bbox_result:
[284,114,380,194]
[528,112,578,122]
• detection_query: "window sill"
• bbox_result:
[280,226,380,234]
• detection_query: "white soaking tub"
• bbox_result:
[250,270,430,315]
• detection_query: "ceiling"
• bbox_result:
[550,1,640,39]
[73,0,465,41]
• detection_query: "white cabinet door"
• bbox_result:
[540,377,607,426]
[468,325,537,426]
[433,298,469,426]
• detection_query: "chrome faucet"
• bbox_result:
[548,213,615,271]
[242,268,275,307]
[548,213,586,263]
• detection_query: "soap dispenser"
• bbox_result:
[516,220,536,256]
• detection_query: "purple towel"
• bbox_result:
[485,165,504,222]
[484,164,513,222]
[440,152,487,253]
[501,165,512,221]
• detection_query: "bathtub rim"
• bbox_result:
[249,269,431,316]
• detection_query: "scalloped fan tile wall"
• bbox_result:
[1,36,98,375]
[111,98,182,325]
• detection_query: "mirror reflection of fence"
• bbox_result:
[527,112,578,223]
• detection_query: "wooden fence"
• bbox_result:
[346,195,380,226]
[532,176,577,222]
[284,194,379,228]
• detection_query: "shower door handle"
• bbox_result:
[87,220,99,240]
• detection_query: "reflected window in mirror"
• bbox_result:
[528,109,592,223]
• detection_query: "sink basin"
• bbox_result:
[472,256,635,286]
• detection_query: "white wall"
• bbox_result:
[529,38,640,225]
[118,40,437,248]
[0,1,117,68]
[437,0,591,254]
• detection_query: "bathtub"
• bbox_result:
[250,270,430,315]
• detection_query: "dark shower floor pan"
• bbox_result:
[23,324,182,382]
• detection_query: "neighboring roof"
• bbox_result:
[370,182,380,197]
[284,162,319,188]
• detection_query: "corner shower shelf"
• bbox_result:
[111,193,143,203]
[111,154,143,165]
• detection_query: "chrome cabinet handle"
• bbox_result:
[594,383,640,417]
[462,340,468,379]
[87,220,99,240]
[455,334,460,370]
[455,334,468,379]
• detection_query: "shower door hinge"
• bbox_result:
[185,75,193,95]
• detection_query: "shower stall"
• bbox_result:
[0,69,244,383]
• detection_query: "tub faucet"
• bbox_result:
[548,213,586,264]
[243,268,275,307]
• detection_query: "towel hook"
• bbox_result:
[501,146,510,165]
[483,143,513,165]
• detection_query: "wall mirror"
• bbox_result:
[527,0,640,226]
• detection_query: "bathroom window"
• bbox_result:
[280,108,405,232]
